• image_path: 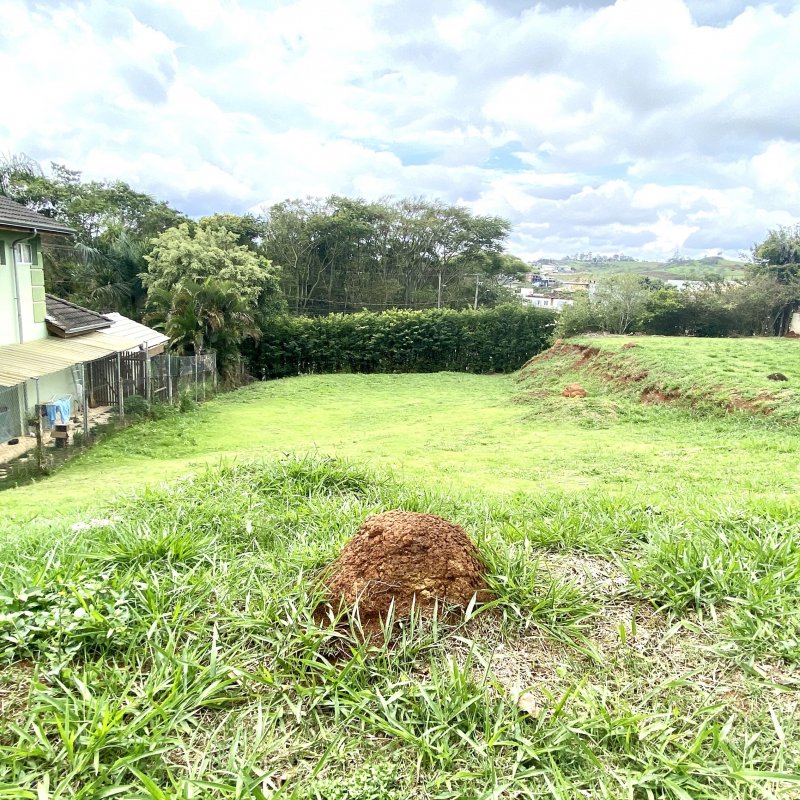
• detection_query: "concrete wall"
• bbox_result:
[0,230,48,346]
[21,369,76,430]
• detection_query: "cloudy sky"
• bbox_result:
[2,0,798,260]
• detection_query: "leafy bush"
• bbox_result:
[0,567,132,665]
[250,305,555,378]
[123,394,150,418]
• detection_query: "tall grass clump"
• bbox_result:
[624,513,800,661]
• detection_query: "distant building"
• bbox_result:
[558,280,593,293]
[518,288,575,312]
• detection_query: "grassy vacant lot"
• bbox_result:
[1,336,799,798]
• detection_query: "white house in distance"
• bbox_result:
[0,197,155,443]
[518,288,575,312]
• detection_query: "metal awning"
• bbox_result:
[0,332,140,386]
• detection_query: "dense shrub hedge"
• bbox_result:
[249,305,555,378]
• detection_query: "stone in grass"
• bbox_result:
[562,383,588,398]
[317,511,491,636]
[767,373,788,381]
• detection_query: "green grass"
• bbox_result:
[559,257,748,281]
[1,336,800,798]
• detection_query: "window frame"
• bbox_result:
[13,242,33,265]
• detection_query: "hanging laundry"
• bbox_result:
[56,397,71,424]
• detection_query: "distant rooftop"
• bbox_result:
[0,196,74,235]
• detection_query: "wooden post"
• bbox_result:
[116,352,125,422]
[167,353,173,405]
[144,348,152,404]
[33,377,44,472]
[81,363,89,441]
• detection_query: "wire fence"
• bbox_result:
[0,351,218,468]
[0,384,25,442]
[150,352,217,405]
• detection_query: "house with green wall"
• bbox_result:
[0,197,140,443]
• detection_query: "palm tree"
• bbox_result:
[146,278,260,381]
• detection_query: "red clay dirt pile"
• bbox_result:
[562,383,588,398]
[318,511,491,634]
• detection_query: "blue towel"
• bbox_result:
[46,399,72,425]
[56,398,71,424]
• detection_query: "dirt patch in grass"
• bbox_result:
[520,339,796,420]
[728,392,776,414]
[0,660,34,733]
[318,511,492,635]
[537,553,630,596]
[640,388,682,404]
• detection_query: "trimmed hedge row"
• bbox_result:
[249,305,556,378]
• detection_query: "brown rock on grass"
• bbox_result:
[318,511,491,635]
[562,383,588,398]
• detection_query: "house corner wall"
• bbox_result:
[0,231,48,345]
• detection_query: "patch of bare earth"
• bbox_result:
[640,388,681,404]
[451,553,799,723]
[0,660,34,734]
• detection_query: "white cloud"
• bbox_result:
[1,0,798,259]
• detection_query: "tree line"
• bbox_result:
[557,233,800,338]
[2,154,798,379]
[1,156,532,377]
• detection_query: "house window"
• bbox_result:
[14,242,33,264]
[0,243,6,266]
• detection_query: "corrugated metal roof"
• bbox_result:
[0,332,139,386]
[0,196,75,235]
[101,312,169,349]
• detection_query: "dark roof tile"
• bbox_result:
[45,295,111,337]
[0,196,74,235]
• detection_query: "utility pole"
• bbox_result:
[473,273,480,310]
[437,271,442,309]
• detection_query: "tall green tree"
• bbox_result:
[263,196,510,313]
[143,223,282,379]
[142,223,281,314]
[750,223,800,334]
[147,279,260,379]
[0,154,185,313]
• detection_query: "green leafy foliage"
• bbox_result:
[252,304,555,378]
[264,196,511,314]
[0,568,132,665]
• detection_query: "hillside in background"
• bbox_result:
[533,256,748,282]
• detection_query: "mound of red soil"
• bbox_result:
[622,342,639,349]
[562,383,588,398]
[318,511,491,634]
